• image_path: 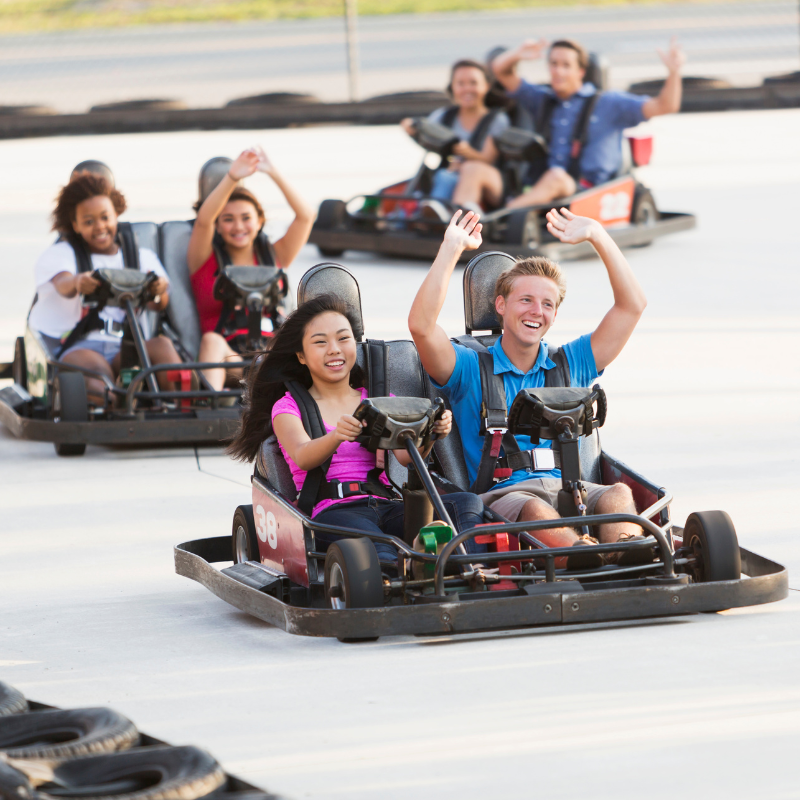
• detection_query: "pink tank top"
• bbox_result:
[271,388,391,517]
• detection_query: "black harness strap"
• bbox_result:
[56,225,140,358]
[464,338,572,494]
[440,106,503,153]
[533,89,603,182]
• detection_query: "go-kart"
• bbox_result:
[309,112,696,262]
[175,255,786,640]
[0,221,287,457]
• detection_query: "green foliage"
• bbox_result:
[0,0,732,33]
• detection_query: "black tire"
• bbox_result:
[0,708,138,762]
[628,76,732,94]
[0,683,27,717]
[315,199,347,231]
[226,92,319,107]
[12,337,26,391]
[632,189,659,227]
[42,745,225,800]
[0,105,57,116]
[684,511,741,583]
[89,99,186,113]
[324,538,384,610]
[504,209,539,250]
[231,505,259,564]
[362,90,449,104]
[53,371,88,457]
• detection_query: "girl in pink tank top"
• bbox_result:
[227,295,484,566]
[186,147,314,390]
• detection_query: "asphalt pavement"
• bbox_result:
[0,1,798,112]
[1,108,800,798]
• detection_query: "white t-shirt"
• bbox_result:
[28,241,169,340]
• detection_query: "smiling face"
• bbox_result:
[548,46,585,98]
[72,195,119,255]
[215,199,262,252]
[495,275,560,349]
[297,311,358,387]
[451,65,490,111]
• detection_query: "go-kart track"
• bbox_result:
[1,108,800,799]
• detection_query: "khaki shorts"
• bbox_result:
[480,478,613,522]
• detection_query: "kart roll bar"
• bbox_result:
[433,513,677,596]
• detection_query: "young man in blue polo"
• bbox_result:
[451,37,684,210]
[408,208,647,564]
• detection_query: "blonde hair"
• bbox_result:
[494,257,567,310]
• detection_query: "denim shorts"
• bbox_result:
[430,168,460,201]
[61,336,122,363]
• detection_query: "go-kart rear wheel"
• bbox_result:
[632,188,659,227]
[0,682,27,717]
[231,505,259,564]
[315,200,347,258]
[684,510,741,583]
[12,337,26,390]
[53,371,88,457]
[324,538,383,610]
[504,209,539,251]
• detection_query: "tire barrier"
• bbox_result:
[0,685,280,800]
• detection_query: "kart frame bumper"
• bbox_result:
[174,535,787,639]
[0,394,239,446]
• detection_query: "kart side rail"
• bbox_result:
[174,535,788,639]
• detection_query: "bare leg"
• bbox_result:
[197,332,238,391]
[144,335,181,390]
[516,497,581,569]
[594,483,641,543]
[506,167,577,209]
[453,161,504,209]
[61,349,114,406]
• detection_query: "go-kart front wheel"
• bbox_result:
[684,510,741,583]
[53,371,88,457]
[12,337,26,390]
[231,505,259,564]
[324,538,383,610]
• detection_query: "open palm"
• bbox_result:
[444,210,483,251]
[545,207,598,244]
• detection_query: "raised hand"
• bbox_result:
[252,145,276,177]
[545,207,600,245]
[516,38,549,61]
[443,210,483,252]
[657,37,685,74]
[227,149,261,181]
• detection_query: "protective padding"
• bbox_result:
[158,220,202,359]
[131,222,160,338]
[97,268,149,292]
[463,251,516,334]
[257,435,298,501]
[297,264,364,341]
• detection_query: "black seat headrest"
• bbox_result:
[462,251,516,335]
[297,263,365,342]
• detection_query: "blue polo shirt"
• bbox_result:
[433,334,601,489]
[510,81,648,186]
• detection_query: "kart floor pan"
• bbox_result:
[174,536,787,639]
[309,211,696,263]
[0,396,240,446]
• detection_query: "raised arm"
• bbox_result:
[408,211,483,386]
[186,149,259,274]
[490,39,548,93]
[545,208,646,371]
[643,38,685,119]
[252,148,315,269]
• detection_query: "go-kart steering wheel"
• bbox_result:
[353,396,445,452]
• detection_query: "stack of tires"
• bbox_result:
[0,682,279,800]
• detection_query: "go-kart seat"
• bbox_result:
[461,251,602,484]
[123,222,160,339]
[296,262,365,341]
[158,221,203,360]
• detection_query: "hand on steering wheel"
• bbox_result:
[75,272,101,296]
[431,409,452,439]
[333,414,365,444]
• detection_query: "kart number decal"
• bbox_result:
[256,505,267,542]
[266,511,278,549]
[599,192,631,222]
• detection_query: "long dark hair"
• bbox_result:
[227,294,365,463]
